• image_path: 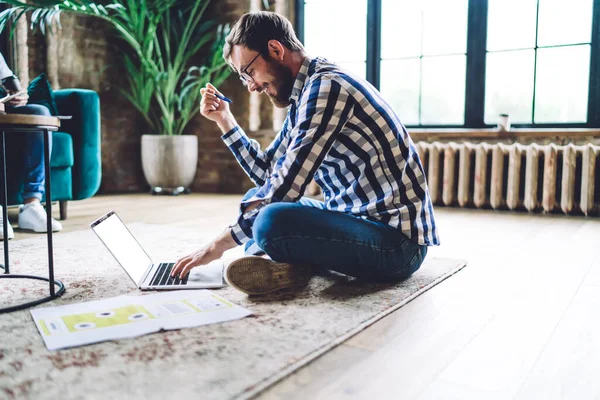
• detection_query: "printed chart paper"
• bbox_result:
[30,290,252,350]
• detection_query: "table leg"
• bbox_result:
[44,128,55,296]
[0,131,9,274]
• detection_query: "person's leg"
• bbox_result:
[226,201,428,294]
[6,104,52,203]
[228,190,329,294]
[6,104,62,232]
[241,188,325,256]
[252,203,427,282]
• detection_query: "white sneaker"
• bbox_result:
[0,206,14,240]
[18,202,63,233]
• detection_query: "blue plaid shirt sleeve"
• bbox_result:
[221,117,290,187]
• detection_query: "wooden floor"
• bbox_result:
[8,194,600,399]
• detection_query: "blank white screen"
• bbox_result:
[92,213,152,284]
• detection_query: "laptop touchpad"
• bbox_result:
[188,259,224,286]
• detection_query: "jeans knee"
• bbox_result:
[252,203,295,248]
[29,104,51,116]
[14,104,51,116]
[377,245,427,282]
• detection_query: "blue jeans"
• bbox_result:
[241,188,428,282]
[5,104,52,201]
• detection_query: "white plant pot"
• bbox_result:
[141,134,198,194]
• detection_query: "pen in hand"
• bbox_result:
[214,93,233,103]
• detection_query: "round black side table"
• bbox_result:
[0,113,66,313]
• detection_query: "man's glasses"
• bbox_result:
[239,52,261,86]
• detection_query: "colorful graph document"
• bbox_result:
[30,290,252,350]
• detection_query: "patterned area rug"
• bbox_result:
[0,224,466,400]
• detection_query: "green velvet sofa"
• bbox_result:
[5,89,101,219]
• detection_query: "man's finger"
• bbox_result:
[206,83,222,96]
[172,256,191,276]
[201,92,217,100]
[172,259,189,276]
[201,96,217,105]
[178,260,197,279]
[182,257,199,275]
[183,256,205,278]
[178,266,191,279]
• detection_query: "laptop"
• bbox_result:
[90,211,224,290]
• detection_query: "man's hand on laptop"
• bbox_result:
[171,227,238,279]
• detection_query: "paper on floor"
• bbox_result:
[30,290,252,351]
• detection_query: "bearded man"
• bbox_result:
[171,11,439,295]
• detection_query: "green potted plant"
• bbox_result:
[0,0,231,194]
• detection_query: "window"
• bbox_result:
[303,0,368,78]
[485,0,592,125]
[380,0,468,125]
[298,0,600,128]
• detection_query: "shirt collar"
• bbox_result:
[289,56,314,105]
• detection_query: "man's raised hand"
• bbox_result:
[199,83,232,125]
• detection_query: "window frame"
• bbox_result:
[296,0,600,129]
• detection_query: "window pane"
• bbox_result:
[537,0,593,47]
[380,58,421,125]
[422,0,468,55]
[304,0,367,63]
[535,45,590,123]
[381,0,422,59]
[421,55,466,125]
[381,0,468,59]
[487,0,537,51]
[338,61,367,80]
[485,50,535,124]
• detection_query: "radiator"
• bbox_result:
[415,142,600,216]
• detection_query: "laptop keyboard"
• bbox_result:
[149,263,189,286]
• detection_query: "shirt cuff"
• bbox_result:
[229,197,270,245]
[228,223,246,245]
[220,125,244,145]
[240,179,274,209]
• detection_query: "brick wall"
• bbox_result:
[26,0,254,194]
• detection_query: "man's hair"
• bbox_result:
[223,11,305,63]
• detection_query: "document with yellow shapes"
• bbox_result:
[30,290,252,350]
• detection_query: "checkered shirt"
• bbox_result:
[222,57,439,246]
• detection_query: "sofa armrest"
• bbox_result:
[54,89,102,200]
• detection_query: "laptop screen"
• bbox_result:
[91,212,152,285]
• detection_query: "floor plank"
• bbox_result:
[515,268,600,400]
[417,221,600,400]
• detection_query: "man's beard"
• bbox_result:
[264,57,295,108]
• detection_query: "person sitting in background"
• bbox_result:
[0,51,62,240]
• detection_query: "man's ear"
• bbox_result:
[267,40,285,61]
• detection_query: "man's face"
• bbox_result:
[231,45,295,108]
